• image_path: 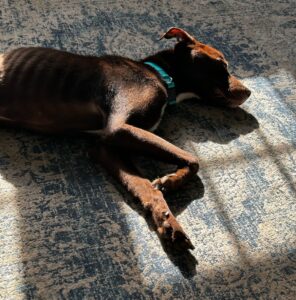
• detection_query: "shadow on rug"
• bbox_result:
[0,0,295,299]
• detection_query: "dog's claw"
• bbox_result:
[153,183,160,190]
[152,179,160,189]
[163,211,170,219]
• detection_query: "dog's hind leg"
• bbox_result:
[89,145,194,250]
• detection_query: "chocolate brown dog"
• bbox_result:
[0,28,251,250]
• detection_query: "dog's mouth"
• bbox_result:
[199,76,251,108]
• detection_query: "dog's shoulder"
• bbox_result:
[99,55,165,89]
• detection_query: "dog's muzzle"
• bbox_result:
[226,75,251,107]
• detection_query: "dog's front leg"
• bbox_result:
[90,145,194,250]
[102,123,199,192]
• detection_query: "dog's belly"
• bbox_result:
[0,100,105,132]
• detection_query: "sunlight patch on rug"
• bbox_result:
[0,178,24,300]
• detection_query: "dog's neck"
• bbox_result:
[141,49,199,103]
[142,49,176,78]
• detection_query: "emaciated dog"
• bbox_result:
[0,28,251,250]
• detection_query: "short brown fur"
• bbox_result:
[0,28,251,250]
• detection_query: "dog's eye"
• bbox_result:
[216,57,228,68]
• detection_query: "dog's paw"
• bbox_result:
[153,209,194,250]
[152,173,178,192]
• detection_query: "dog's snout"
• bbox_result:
[238,86,251,101]
[231,87,251,106]
[225,76,251,106]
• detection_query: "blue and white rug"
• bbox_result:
[0,1,295,299]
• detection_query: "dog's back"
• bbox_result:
[0,47,167,132]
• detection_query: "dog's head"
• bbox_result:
[161,27,251,107]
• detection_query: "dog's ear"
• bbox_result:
[160,27,195,43]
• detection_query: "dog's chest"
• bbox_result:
[149,102,167,131]
[147,92,199,131]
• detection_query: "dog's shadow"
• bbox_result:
[158,99,259,145]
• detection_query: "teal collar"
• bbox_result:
[144,61,176,105]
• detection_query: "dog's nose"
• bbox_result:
[227,76,251,107]
[239,87,251,103]
[227,86,252,107]
[245,87,251,99]
[236,87,251,105]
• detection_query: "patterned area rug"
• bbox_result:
[0,1,295,299]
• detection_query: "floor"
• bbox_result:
[0,1,295,299]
